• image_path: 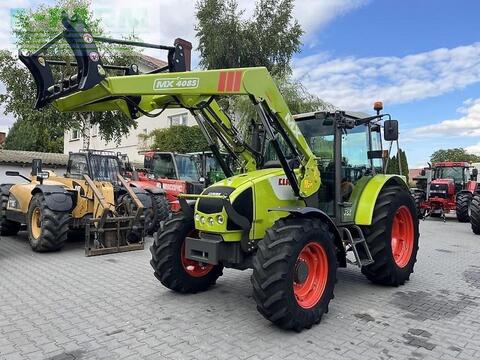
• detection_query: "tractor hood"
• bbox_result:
[193,168,304,240]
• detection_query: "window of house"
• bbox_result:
[70,129,80,141]
[168,113,188,126]
[91,124,99,137]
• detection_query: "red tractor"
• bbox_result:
[411,161,478,221]
[124,151,205,215]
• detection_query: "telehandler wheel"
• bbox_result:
[150,213,223,293]
[27,193,70,252]
[0,192,21,236]
[146,194,170,235]
[456,192,472,223]
[361,186,419,286]
[470,194,480,235]
[252,217,337,331]
[118,195,143,243]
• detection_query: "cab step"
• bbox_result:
[340,226,374,267]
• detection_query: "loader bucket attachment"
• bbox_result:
[19,12,192,111]
[83,174,146,257]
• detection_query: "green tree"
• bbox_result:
[195,0,334,132]
[387,149,410,181]
[146,126,209,153]
[196,0,302,76]
[430,148,480,163]
[0,0,138,152]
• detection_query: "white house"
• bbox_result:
[63,54,197,163]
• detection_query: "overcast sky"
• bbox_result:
[0,0,479,167]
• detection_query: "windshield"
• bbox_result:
[89,155,120,182]
[175,155,200,181]
[151,153,200,181]
[434,167,465,183]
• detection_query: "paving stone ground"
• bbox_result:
[1,215,480,360]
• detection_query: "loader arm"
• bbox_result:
[19,14,320,199]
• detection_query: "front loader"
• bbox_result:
[19,13,419,330]
[0,150,153,256]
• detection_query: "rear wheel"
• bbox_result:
[470,194,480,234]
[27,193,70,252]
[150,213,223,293]
[252,217,337,331]
[0,192,21,236]
[456,192,472,223]
[361,186,419,286]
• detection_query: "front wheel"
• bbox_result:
[0,192,21,236]
[361,186,419,286]
[146,193,170,235]
[252,217,337,331]
[150,213,223,293]
[27,193,70,252]
[456,192,472,223]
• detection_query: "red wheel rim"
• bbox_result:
[180,236,213,278]
[391,206,414,268]
[293,242,329,309]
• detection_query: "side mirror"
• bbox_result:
[472,168,478,179]
[420,169,426,176]
[36,171,49,184]
[384,120,399,141]
[31,158,43,176]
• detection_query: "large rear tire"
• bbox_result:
[27,193,70,252]
[470,194,480,234]
[0,192,21,236]
[361,186,419,286]
[146,193,170,235]
[252,217,337,331]
[150,213,223,293]
[456,192,472,223]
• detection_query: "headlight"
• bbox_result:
[216,215,224,224]
[195,214,200,222]
[208,217,214,226]
[8,195,19,209]
[200,216,206,224]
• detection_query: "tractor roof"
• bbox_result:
[433,161,470,168]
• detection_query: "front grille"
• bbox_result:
[430,184,448,198]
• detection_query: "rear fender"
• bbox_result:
[130,187,153,208]
[142,186,166,196]
[31,185,74,212]
[355,175,408,226]
[269,206,346,267]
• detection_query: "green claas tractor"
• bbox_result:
[20,13,419,330]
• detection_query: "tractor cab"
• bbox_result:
[261,109,395,223]
[188,151,234,186]
[143,151,204,194]
[431,162,473,194]
[67,150,121,183]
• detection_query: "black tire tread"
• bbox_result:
[0,192,21,236]
[28,194,70,252]
[470,194,480,234]
[361,186,419,286]
[150,213,223,293]
[147,194,170,235]
[456,192,472,223]
[251,217,337,331]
